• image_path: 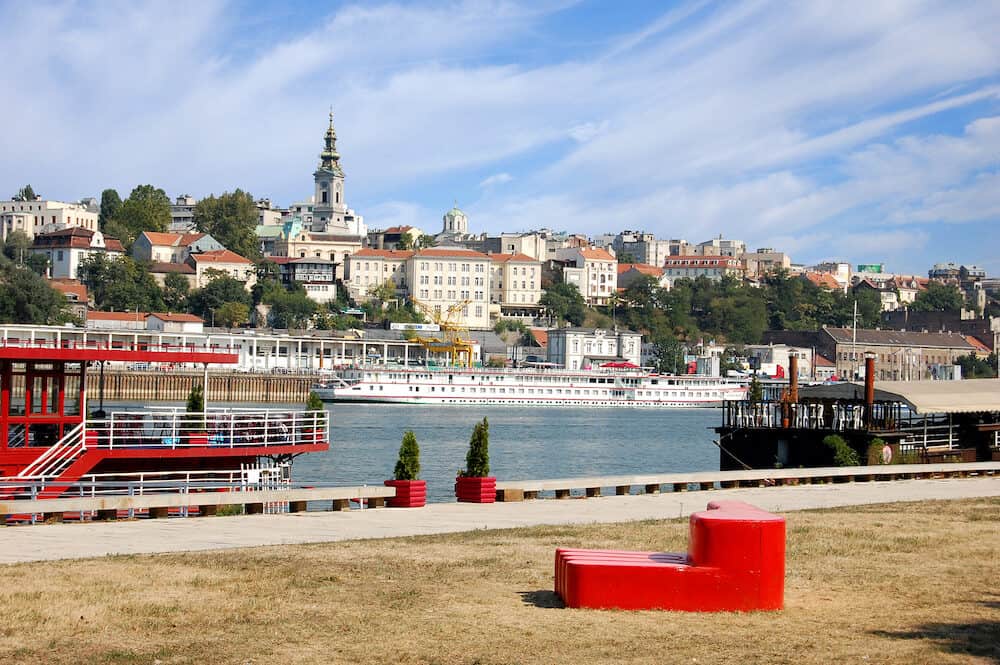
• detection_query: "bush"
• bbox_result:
[461,417,490,478]
[393,430,421,481]
[867,437,889,465]
[823,434,859,466]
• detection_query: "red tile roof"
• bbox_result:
[814,354,835,367]
[965,336,991,353]
[578,247,616,261]
[528,328,548,347]
[149,262,196,274]
[802,271,842,290]
[384,225,414,234]
[104,238,125,253]
[48,279,87,302]
[415,248,490,259]
[141,231,182,245]
[490,252,537,263]
[617,263,664,277]
[191,249,252,264]
[149,312,204,323]
[352,248,414,259]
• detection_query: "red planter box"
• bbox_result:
[384,479,427,508]
[455,476,496,503]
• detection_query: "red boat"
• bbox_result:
[0,338,328,503]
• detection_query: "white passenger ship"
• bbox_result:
[312,364,747,408]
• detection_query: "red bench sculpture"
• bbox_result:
[555,500,785,611]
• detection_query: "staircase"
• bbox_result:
[11,423,96,497]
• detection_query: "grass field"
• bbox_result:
[1,498,998,664]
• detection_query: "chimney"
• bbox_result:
[789,355,799,403]
[864,352,876,428]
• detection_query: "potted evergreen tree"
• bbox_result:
[384,430,427,508]
[304,391,326,444]
[455,417,496,503]
[185,383,209,446]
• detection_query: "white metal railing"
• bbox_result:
[0,337,236,356]
[89,408,329,450]
[14,422,87,480]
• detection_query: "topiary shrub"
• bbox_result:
[305,390,324,412]
[394,430,421,481]
[461,417,490,477]
[185,383,205,432]
[823,434,859,466]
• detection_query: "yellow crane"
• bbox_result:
[409,297,475,367]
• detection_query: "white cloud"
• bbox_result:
[479,173,513,188]
[1,0,998,274]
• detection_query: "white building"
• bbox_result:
[547,327,642,370]
[696,235,746,257]
[131,231,224,264]
[188,249,256,290]
[662,256,745,287]
[408,248,492,329]
[169,195,197,232]
[489,252,543,317]
[147,312,205,334]
[346,248,413,302]
[0,198,99,241]
[31,228,125,279]
[556,247,618,305]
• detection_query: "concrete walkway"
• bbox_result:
[2,477,998,564]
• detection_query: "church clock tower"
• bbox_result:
[313,110,348,230]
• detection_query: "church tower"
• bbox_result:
[442,203,469,236]
[313,110,348,230]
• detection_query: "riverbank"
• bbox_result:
[1,492,997,664]
[2,477,997,563]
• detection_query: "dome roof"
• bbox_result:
[443,206,466,219]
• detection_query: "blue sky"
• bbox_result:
[2,0,998,275]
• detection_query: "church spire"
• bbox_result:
[318,108,344,177]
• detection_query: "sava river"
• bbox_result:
[295,404,723,503]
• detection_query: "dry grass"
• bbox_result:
[1,498,998,665]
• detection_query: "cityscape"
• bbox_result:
[1,109,997,380]
[0,3,998,664]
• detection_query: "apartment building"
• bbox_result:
[131,231,224,264]
[489,253,543,317]
[188,249,256,290]
[407,248,493,329]
[556,247,618,305]
[0,199,99,241]
[661,256,745,287]
[345,248,414,302]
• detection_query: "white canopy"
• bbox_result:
[872,379,1000,415]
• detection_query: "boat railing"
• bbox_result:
[89,409,330,450]
[0,337,237,355]
[0,463,292,505]
[723,399,903,432]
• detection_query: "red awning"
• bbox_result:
[600,361,639,369]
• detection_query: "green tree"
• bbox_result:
[617,251,638,264]
[0,255,71,324]
[393,430,421,481]
[2,230,48,275]
[461,417,490,478]
[77,253,165,312]
[193,190,262,261]
[13,184,36,201]
[417,235,438,249]
[263,284,317,329]
[188,274,252,321]
[368,279,398,307]
[650,332,684,374]
[214,301,249,328]
[162,272,191,311]
[911,281,964,312]
[540,281,586,326]
[106,184,171,248]
[396,234,415,250]
[98,189,122,229]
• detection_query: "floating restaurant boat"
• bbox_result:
[0,338,328,507]
[312,363,747,407]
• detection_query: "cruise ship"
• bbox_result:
[312,364,747,407]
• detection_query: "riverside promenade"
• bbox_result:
[2,477,998,564]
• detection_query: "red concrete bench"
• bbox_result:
[555,500,785,611]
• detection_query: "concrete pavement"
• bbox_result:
[2,477,998,564]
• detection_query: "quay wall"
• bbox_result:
[86,371,314,403]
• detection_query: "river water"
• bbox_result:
[295,404,723,503]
